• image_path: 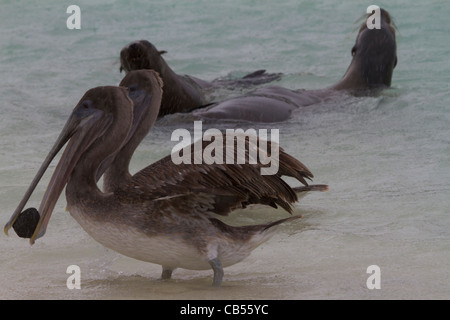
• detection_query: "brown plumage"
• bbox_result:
[120,137,313,216]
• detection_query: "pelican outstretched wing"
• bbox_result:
[116,134,315,217]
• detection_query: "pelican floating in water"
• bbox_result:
[5,71,327,286]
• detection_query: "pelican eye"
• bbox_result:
[128,84,138,93]
[75,99,96,118]
[82,101,90,109]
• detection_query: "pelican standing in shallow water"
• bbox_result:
[5,71,327,286]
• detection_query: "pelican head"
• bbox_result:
[5,86,134,244]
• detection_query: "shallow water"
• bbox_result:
[1,0,449,300]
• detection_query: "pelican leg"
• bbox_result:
[209,258,224,287]
[161,267,173,280]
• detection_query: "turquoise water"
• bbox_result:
[1,0,449,299]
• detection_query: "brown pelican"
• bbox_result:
[5,72,327,286]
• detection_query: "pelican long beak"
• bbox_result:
[4,104,111,245]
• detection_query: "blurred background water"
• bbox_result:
[0,0,449,299]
